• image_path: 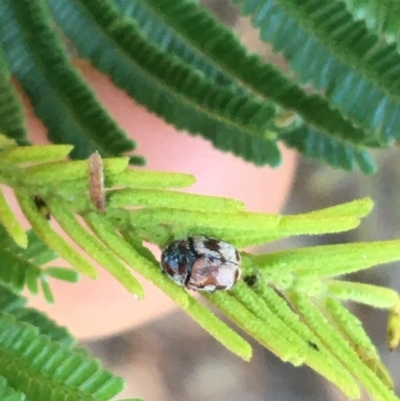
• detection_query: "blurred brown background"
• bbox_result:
[84,2,400,400]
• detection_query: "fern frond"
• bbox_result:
[279,125,376,174]
[234,0,400,148]
[271,0,400,104]
[49,0,282,167]
[342,0,400,48]
[0,312,124,401]
[0,46,27,144]
[132,0,369,140]
[0,0,139,162]
[20,230,59,266]
[0,376,25,401]
[131,0,380,172]
[47,0,379,171]
[114,0,236,85]
[0,225,77,301]
[0,285,75,346]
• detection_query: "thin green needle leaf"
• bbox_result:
[48,198,144,298]
[325,300,377,354]
[252,240,400,277]
[130,208,280,231]
[107,188,245,212]
[0,187,27,248]
[219,199,371,247]
[230,282,309,364]
[14,188,98,279]
[44,267,79,283]
[327,280,400,309]
[203,289,299,362]
[21,230,58,265]
[304,198,374,219]
[84,212,251,360]
[323,297,394,389]
[26,265,39,295]
[23,158,128,186]
[0,246,48,292]
[106,169,196,189]
[102,158,130,175]
[40,276,54,304]
[236,213,360,247]
[217,221,355,248]
[253,283,360,398]
[258,214,360,242]
[228,280,362,398]
[182,294,252,361]
[0,231,23,251]
[0,145,73,165]
[289,292,398,401]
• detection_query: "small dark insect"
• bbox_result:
[243,273,258,287]
[33,195,50,220]
[88,151,106,212]
[308,341,319,351]
[160,236,241,292]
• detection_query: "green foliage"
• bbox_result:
[1,0,400,396]
[0,376,26,401]
[0,285,129,401]
[234,0,400,148]
[48,0,282,166]
[0,224,78,302]
[0,0,399,171]
[0,46,27,145]
[0,0,140,163]
[119,0,376,172]
[341,1,400,48]
[1,140,400,400]
[0,284,75,346]
[0,310,123,400]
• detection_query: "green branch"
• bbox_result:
[1,139,400,400]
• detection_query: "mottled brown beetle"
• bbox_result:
[160,236,241,292]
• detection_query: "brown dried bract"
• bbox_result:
[88,151,106,212]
